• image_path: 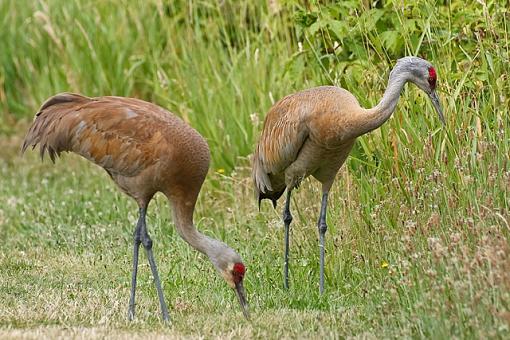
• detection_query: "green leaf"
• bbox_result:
[380,30,400,54]
[360,8,384,31]
[327,19,348,40]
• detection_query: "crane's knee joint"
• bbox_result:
[283,211,293,225]
[318,222,328,234]
[141,235,153,250]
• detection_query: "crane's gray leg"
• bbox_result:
[128,207,144,321]
[140,213,170,322]
[318,192,329,295]
[283,189,293,289]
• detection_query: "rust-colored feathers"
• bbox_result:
[252,86,363,207]
[24,93,162,175]
[252,92,310,207]
[22,93,88,163]
[22,93,210,204]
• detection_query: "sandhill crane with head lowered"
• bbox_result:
[252,56,444,294]
[22,93,249,321]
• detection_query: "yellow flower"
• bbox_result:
[381,261,389,269]
[216,168,225,174]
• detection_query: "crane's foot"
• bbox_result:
[128,306,135,321]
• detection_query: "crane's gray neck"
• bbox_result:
[174,214,214,254]
[171,202,238,271]
[375,66,408,119]
[355,62,410,136]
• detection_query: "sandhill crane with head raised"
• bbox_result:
[252,56,444,294]
[22,93,249,321]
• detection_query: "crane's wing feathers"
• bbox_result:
[252,94,309,195]
[22,93,173,177]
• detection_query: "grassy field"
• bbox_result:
[1,0,509,338]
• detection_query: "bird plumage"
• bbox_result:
[22,93,209,202]
[252,86,361,205]
[22,93,249,320]
[253,56,444,293]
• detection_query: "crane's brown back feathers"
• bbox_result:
[22,92,210,204]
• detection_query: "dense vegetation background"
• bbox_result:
[1,0,509,338]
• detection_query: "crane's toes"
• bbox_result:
[127,309,135,321]
[161,310,170,323]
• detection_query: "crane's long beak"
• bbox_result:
[235,281,250,320]
[429,90,445,125]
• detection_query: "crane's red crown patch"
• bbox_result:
[428,67,437,88]
[233,263,245,283]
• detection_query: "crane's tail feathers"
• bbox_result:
[258,190,284,210]
[257,194,277,211]
[252,150,287,210]
[21,93,92,161]
[252,148,274,207]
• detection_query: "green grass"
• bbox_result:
[1,0,510,338]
